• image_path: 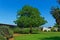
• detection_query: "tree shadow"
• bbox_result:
[41,36,60,40]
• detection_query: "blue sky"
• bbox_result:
[0,0,59,27]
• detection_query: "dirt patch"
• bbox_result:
[13,34,21,36]
[9,34,21,40]
[9,38,14,40]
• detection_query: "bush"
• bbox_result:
[0,36,7,40]
[20,28,30,34]
[32,28,40,34]
[9,29,13,38]
[12,27,40,34]
[43,30,47,32]
[20,28,40,34]
[51,27,56,32]
[12,27,20,33]
[0,26,13,38]
[13,27,30,34]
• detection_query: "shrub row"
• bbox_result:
[12,27,40,34]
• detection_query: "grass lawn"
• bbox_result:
[14,32,60,40]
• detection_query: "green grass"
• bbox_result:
[14,32,60,40]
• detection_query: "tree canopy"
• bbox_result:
[15,5,47,28]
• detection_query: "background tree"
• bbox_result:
[51,0,60,31]
[57,0,60,4]
[14,5,47,33]
[51,7,60,25]
[51,7,60,31]
[53,23,59,27]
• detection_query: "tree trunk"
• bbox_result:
[56,19,60,31]
[6,38,9,40]
[30,25,32,34]
[58,25,60,31]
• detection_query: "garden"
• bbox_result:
[1,0,60,40]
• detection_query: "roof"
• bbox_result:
[0,23,17,27]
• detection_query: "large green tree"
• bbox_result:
[15,5,47,33]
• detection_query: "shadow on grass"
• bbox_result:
[41,36,60,40]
